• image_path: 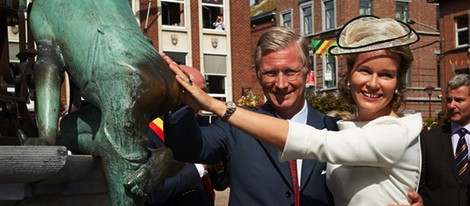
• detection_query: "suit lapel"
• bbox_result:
[257,139,294,187]
[300,105,327,190]
[443,125,470,182]
[440,125,461,181]
[256,103,295,189]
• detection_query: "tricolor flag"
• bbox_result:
[149,117,165,141]
[312,39,337,55]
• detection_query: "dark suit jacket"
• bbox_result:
[146,126,214,206]
[165,102,337,206]
[419,124,470,206]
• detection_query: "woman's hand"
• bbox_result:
[160,52,222,114]
[386,191,423,206]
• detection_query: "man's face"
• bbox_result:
[257,42,308,119]
[446,85,470,126]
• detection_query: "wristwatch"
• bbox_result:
[222,101,237,122]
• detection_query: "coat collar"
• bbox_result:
[439,124,470,181]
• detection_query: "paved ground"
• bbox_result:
[214,188,230,205]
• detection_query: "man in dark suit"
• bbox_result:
[145,65,215,206]
[419,74,470,206]
[164,27,337,205]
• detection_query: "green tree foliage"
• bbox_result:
[306,92,355,114]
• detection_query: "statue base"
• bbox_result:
[0,146,110,205]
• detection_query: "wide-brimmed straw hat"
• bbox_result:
[329,15,419,55]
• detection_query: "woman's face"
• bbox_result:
[349,50,400,121]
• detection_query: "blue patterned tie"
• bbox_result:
[455,128,469,177]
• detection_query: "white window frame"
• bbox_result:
[455,15,469,47]
[280,9,293,28]
[308,52,317,89]
[203,54,228,101]
[163,51,188,65]
[395,0,409,22]
[322,0,335,31]
[405,68,412,87]
[161,0,187,28]
[202,0,225,30]
[205,74,227,101]
[322,54,337,89]
[300,2,313,35]
[359,0,372,16]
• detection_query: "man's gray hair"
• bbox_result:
[253,27,311,78]
[447,74,470,95]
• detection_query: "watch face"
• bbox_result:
[227,101,236,108]
[222,101,236,121]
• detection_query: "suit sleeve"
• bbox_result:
[164,107,231,164]
[146,164,205,205]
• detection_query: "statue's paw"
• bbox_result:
[124,164,150,198]
[123,148,184,198]
[127,184,146,198]
[145,148,185,187]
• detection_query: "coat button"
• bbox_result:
[285,191,292,197]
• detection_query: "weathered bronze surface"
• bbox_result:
[28,0,181,205]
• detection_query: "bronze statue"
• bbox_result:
[27,0,181,205]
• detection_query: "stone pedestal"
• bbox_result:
[0,146,109,206]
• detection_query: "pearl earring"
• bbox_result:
[394,89,398,94]
[347,82,350,87]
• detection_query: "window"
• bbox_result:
[161,0,185,27]
[164,51,187,65]
[456,15,469,47]
[323,0,335,30]
[281,10,292,28]
[300,3,313,35]
[359,0,372,16]
[202,0,225,30]
[204,54,227,100]
[395,1,409,22]
[323,55,336,88]
[405,68,411,87]
[306,54,316,91]
[8,41,20,63]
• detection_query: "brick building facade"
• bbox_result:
[7,0,465,121]
[136,0,252,103]
[428,0,470,112]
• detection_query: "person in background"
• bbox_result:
[165,16,423,205]
[419,74,470,206]
[212,15,224,30]
[163,26,337,206]
[145,65,215,206]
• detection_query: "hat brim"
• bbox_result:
[329,15,420,55]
